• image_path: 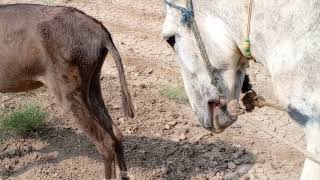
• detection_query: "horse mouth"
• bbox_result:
[207,100,224,133]
[207,99,241,133]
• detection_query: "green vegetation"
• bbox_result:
[0,103,48,135]
[42,0,56,5]
[160,85,189,103]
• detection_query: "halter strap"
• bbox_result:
[164,0,225,96]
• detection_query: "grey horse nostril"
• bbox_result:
[166,36,176,48]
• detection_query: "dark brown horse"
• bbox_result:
[0,4,134,179]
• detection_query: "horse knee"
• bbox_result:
[112,123,123,142]
[94,136,116,160]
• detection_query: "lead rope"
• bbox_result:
[248,99,320,164]
[186,0,223,94]
[242,117,320,165]
[243,0,253,59]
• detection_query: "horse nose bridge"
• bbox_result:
[162,14,178,36]
[202,84,220,99]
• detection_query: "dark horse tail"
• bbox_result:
[104,35,135,118]
[104,34,133,180]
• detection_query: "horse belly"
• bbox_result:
[0,45,46,93]
[0,79,43,93]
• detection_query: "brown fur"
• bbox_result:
[0,4,134,179]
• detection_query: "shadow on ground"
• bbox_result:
[1,127,255,179]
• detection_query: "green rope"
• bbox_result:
[243,37,252,59]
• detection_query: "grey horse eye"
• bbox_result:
[165,35,176,48]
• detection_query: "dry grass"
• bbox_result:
[160,85,188,103]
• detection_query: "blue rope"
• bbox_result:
[164,0,194,25]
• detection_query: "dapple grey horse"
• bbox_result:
[162,0,320,179]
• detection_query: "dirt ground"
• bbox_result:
[0,0,306,179]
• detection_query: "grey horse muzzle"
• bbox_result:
[202,99,243,133]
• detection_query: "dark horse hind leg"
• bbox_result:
[44,63,120,179]
[68,91,117,179]
[88,56,129,180]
